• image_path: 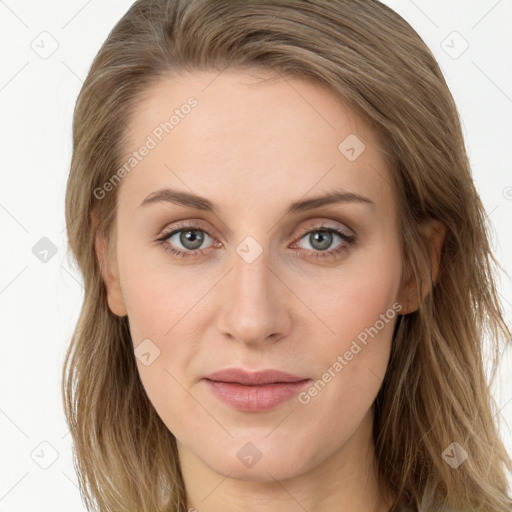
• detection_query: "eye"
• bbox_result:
[156,221,356,260]
[292,224,356,259]
[156,223,215,259]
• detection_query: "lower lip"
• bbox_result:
[204,379,310,412]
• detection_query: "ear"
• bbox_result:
[398,218,446,315]
[92,212,127,317]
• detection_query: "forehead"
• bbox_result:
[116,69,395,216]
[126,68,377,151]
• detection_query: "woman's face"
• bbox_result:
[100,69,409,482]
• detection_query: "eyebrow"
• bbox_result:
[139,187,375,215]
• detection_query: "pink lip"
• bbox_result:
[203,368,311,412]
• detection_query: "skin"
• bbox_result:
[95,69,445,512]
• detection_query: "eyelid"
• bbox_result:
[294,219,355,239]
[157,219,220,241]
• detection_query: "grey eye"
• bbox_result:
[168,229,212,251]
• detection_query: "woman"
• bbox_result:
[62,1,512,511]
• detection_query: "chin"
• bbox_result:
[198,438,314,482]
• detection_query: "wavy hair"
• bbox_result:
[62,1,512,510]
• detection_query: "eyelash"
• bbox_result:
[155,222,356,260]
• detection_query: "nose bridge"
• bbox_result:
[232,242,271,304]
[216,236,290,344]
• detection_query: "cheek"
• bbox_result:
[295,245,402,404]
[119,268,204,434]
[117,251,214,402]
[121,273,205,397]
[299,242,402,344]
[117,243,211,342]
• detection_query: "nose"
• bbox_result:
[216,244,293,347]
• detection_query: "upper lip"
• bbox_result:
[204,368,309,385]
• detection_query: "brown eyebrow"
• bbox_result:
[139,187,375,214]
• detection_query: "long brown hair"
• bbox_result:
[62,1,512,510]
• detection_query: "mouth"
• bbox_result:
[203,368,311,412]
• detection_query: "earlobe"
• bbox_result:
[93,220,128,317]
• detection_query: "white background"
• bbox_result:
[0,1,511,510]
